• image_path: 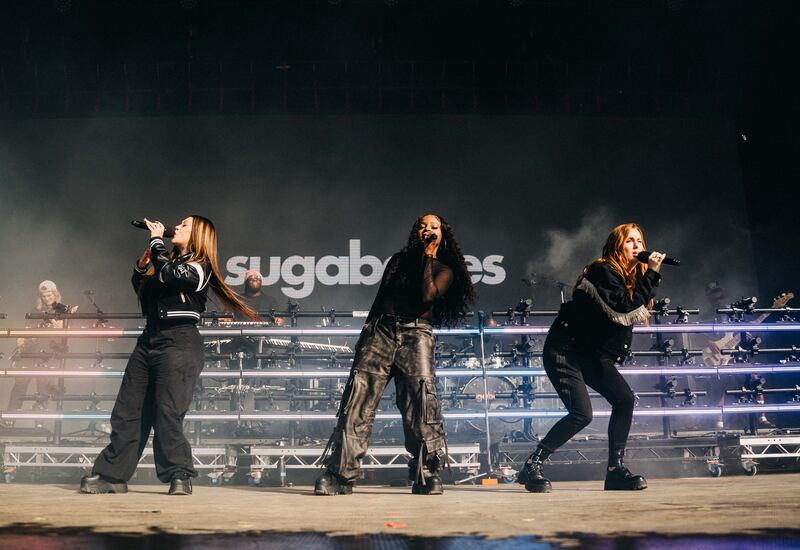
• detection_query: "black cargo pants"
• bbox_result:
[323,314,447,483]
[92,324,205,483]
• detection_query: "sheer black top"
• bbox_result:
[367,252,454,323]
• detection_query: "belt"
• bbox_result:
[377,314,432,327]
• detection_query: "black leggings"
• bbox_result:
[539,333,636,456]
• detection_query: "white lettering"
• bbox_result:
[224,256,249,285]
[481,255,506,285]
[281,256,316,299]
[349,239,384,285]
[249,257,262,280]
[316,255,349,286]
[224,240,506,298]
[262,257,281,285]
[464,254,483,284]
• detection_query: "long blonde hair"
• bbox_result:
[577,223,648,298]
[188,215,260,321]
[36,290,62,311]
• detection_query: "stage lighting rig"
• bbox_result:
[652,298,671,317]
[728,296,758,322]
[648,297,697,323]
[780,346,800,364]
[730,335,761,363]
[504,298,533,326]
[651,338,675,358]
[656,377,678,399]
[682,388,697,406]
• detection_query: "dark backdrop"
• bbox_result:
[0,114,756,325]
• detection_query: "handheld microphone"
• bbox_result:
[131,220,175,238]
[422,232,438,243]
[636,251,681,267]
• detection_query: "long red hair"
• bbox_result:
[578,223,648,298]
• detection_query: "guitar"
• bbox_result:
[702,292,794,366]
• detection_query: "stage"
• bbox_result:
[1,475,799,547]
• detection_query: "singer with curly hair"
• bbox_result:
[314,214,475,496]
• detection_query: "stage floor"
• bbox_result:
[1,475,799,547]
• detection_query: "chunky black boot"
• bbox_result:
[517,447,552,493]
[604,448,647,491]
[314,470,354,496]
[79,474,128,494]
[411,473,443,495]
[168,474,192,495]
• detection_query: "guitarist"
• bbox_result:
[701,282,794,430]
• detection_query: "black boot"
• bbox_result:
[411,473,443,495]
[168,474,192,495]
[314,470,353,496]
[79,474,128,494]
[517,447,552,493]
[604,448,647,491]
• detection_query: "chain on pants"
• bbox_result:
[323,315,446,483]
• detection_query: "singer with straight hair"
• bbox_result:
[518,223,666,493]
[314,214,475,496]
[81,215,258,495]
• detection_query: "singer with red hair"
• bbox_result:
[518,223,666,492]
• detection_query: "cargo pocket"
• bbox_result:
[422,379,443,425]
[353,405,376,438]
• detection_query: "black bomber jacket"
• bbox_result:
[554,261,661,362]
[132,236,211,326]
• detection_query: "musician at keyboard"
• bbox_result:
[237,270,284,326]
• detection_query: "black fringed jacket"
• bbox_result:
[550,261,661,362]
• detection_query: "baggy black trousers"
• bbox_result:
[538,329,636,456]
[323,315,447,483]
[92,324,204,483]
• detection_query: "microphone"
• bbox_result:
[131,220,175,238]
[636,251,681,267]
[422,232,438,243]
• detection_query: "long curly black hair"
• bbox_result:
[386,214,476,326]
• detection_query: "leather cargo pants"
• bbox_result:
[322,314,447,483]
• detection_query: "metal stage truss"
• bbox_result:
[2,314,800,481]
[715,434,800,477]
[496,437,723,477]
[0,443,481,486]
